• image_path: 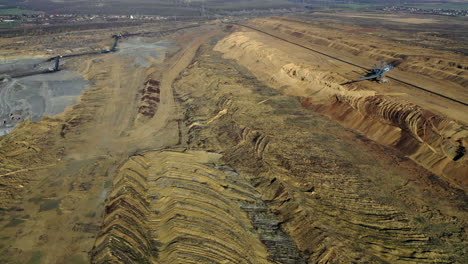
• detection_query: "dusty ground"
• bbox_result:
[0,24,218,263]
[175,43,467,263]
[241,16,468,123]
[216,16,467,187]
[0,14,466,264]
[292,12,468,55]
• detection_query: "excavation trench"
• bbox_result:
[1,23,466,264]
[172,48,468,263]
[214,28,468,189]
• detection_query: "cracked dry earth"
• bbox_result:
[0,24,467,264]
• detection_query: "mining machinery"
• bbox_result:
[344,61,394,84]
[48,56,62,72]
[102,34,122,54]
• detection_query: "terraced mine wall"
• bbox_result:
[91,150,305,264]
[214,30,468,189]
[1,24,467,264]
[172,50,468,263]
[253,17,468,88]
[301,94,467,186]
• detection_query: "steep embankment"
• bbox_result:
[214,30,468,189]
[251,17,468,88]
[91,150,305,264]
[173,49,468,263]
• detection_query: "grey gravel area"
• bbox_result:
[0,39,169,136]
[118,39,170,67]
[0,70,89,136]
[0,58,48,77]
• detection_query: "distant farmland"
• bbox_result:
[16,0,301,15]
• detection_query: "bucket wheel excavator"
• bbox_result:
[343,61,394,85]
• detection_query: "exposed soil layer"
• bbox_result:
[91,150,304,264]
[174,47,468,263]
[256,17,468,89]
[0,25,217,263]
[137,78,161,121]
[214,19,467,189]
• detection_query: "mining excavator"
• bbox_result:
[343,61,394,85]
[47,56,62,72]
[102,34,122,54]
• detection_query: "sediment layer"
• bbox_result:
[214,30,467,188]
[92,150,305,264]
[251,17,468,88]
[174,50,467,263]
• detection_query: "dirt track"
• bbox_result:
[0,17,467,264]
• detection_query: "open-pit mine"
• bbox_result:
[0,13,467,264]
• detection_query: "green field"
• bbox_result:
[210,0,298,11]
[0,8,36,15]
[335,3,380,9]
[0,22,20,28]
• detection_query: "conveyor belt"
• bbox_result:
[0,24,202,81]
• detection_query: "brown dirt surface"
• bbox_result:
[0,24,221,263]
[214,17,467,188]
[0,14,467,264]
[174,44,467,263]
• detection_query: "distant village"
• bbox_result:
[381,6,468,17]
[0,5,467,26]
[0,13,170,25]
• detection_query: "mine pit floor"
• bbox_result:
[0,21,466,264]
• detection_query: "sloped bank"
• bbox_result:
[173,50,467,263]
[91,150,305,264]
[250,17,468,88]
[214,31,467,189]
